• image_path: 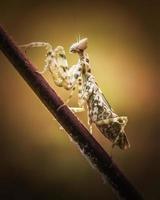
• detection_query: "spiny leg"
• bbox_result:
[110,132,122,158]
[57,65,84,111]
[86,105,93,134]
[38,62,50,74]
[57,85,77,111]
[21,42,71,91]
[65,85,76,104]
[20,42,53,52]
[112,134,120,148]
[57,77,86,113]
[20,42,54,74]
[69,107,85,113]
[20,42,68,88]
[20,42,53,65]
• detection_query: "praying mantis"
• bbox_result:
[20,38,130,150]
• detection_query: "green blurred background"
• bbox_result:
[0,0,159,199]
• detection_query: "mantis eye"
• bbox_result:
[70,44,77,52]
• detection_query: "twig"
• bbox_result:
[0,25,143,200]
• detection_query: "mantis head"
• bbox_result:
[70,38,88,53]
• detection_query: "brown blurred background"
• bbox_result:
[0,0,160,199]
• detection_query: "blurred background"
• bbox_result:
[0,0,160,199]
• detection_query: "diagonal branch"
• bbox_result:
[0,25,143,200]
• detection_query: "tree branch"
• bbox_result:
[0,25,143,200]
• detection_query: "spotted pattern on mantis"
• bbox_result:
[69,40,130,149]
[20,38,130,150]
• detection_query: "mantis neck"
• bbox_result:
[78,50,91,79]
[78,50,85,61]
